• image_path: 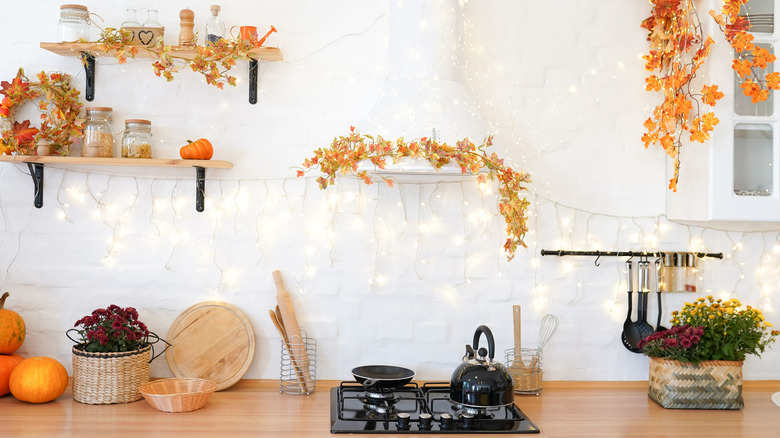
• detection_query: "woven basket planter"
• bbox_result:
[72,343,151,404]
[648,356,744,410]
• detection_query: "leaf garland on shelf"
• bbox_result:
[641,0,777,192]
[92,26,276,89]
[296,127,532,261]
[0,68,83,155]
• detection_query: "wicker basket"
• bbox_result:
[72,344,151,404]
[648,357,744,409]
[139,378,217,413]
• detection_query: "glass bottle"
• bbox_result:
[82,107,114,157]
[122,119,153,158]
[57,4,90,42]
[121,8,141,28]
[205,5,225,44]
[143,9,162,28]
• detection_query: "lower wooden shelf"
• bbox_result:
[0,155,233,212]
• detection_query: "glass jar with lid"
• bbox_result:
[57,4,90,42]
[82,107,114,157]
[122,119,153,158]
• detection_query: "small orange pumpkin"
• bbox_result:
[9,357,68,403]
[179,138,213,160]
[0,292,26,354]
[0,353,23,396]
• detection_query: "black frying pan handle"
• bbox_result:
[471,325,495,360]
[362,378,378,391]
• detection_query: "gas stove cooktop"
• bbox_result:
[330,381,540,434]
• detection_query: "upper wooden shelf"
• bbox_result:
[39,42,283,104]
[0,155,232,169]
[40,42,284,62]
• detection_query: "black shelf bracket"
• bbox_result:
[248,58,259,104]
[27,163,44,208]
[195,166,206,212]
[19,162,210,212]
[81,52,95,101]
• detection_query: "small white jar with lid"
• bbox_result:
[57,4,90,42]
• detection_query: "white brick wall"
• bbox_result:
[0,0,778,383]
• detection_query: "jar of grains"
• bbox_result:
[82,107,114,157]
[57,4,90,42]
[122,119,153,158]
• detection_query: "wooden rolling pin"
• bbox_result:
[272,270,315,393]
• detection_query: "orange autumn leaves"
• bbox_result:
[642,0,777,191]
[298,126,532,260]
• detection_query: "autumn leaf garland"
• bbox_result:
[297,127,532,261]
[642,0,778,192]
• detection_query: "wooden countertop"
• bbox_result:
[1,380,779,437]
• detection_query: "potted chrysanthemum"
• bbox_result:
[640,296,779,409]
[67,305,167,404]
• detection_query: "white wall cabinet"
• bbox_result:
[667,0,780,223]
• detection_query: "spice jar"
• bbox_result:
[122,119,153,158]
[57,4,90,42]
[82,107,114,157]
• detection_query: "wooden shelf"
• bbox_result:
[0,155,233,211]
[0,155,232,168]
[40,42,284,62]
[40,42,284,104]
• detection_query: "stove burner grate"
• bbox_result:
[331,381,540,434]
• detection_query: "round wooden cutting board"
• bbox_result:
[166,301,256,391]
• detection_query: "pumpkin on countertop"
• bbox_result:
[0,353,23,396]
[9,357,68,403]
[179,138,213,160]
[0,292,25,354]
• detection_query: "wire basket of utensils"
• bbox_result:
[504,348,543,395]
[279,330,317,395]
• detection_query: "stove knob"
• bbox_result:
[419,413,432,430]
[440,413,454,430]
[462,413,475,430]
[397,412,411,430]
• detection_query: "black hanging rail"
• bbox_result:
[541,250,723,259]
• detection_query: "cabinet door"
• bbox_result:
[669,0,780,222]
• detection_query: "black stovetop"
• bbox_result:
[330,381,540,434]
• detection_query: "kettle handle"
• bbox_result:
[472,325,496,361]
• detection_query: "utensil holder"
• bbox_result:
[279,331,316,395]
[505,347,543,395]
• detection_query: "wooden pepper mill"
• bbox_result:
[179,8,195,46]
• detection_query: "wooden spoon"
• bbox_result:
[509,305,525,369]
[268,309,306,391]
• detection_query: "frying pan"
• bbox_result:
[352,365,415,390]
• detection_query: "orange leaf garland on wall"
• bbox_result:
[642,0,778,192]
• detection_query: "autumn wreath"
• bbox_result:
[0,68,84,155]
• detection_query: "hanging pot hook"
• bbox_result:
[594,252,602,267]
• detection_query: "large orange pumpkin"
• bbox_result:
[0,292,26,354]
[0,353,23,396]
[179,138,213,160]
[9,357,68,403]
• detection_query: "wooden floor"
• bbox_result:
[1,380,779,437]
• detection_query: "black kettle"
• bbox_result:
[449,325,514,408]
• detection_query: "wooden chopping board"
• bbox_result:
[166,301,256,391]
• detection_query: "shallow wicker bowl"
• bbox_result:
[139,378,217,413]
